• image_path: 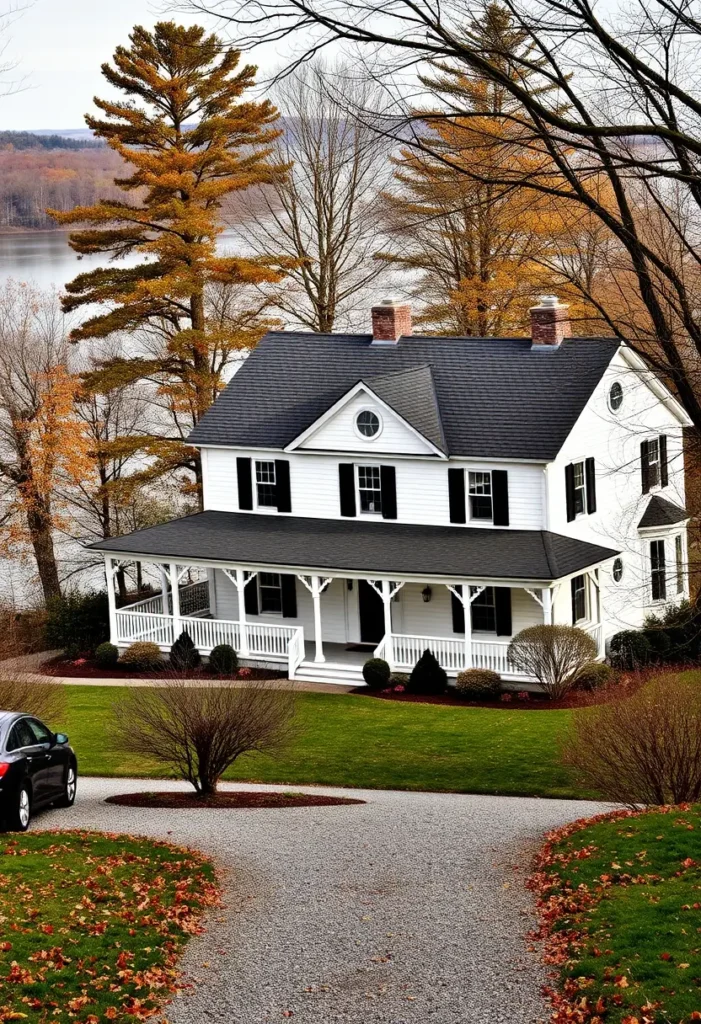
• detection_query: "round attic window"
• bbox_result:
[355,409,381,439]
[609,381,624,412]
[612,557,624,583]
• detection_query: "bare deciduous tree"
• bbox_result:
[240,61,391,332]
[507,625,597,699]
[563,676,701,806]
[114,679,296,796]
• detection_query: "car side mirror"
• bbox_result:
[54,733,68,746]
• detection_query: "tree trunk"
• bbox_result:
[25,501,61,604]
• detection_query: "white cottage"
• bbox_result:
[90,297,692,684]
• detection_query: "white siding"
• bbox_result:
[297,389,437,456]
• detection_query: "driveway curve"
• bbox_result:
[33,778,607,1024]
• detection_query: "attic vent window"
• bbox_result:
[355,409,381,439]
[609,381,623,411]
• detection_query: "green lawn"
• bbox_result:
[0,830,218,1023]
[59,686,583,798]
[536,805,701,1023]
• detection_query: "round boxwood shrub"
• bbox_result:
[170,630,201,672]
[576,661,618,691]
[94,642,119,670]
[408,649,448,695]
[455,668,502,699]
[119,641,163,672]
[363,657,391,689]
[209,643,238,675]
[609,630,652,670]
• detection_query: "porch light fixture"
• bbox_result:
[422,585,432,603]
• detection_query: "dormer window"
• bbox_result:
[355,409,381,439]
[357,465,383,514]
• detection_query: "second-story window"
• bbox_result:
[641,435,668,493]
[647,438,661,490]
[565,458,596,522]
[357,465,383,514]
[468,472,493,520]
[255,461,277,507]
[572,462,586,516]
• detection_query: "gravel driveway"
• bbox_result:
[32,778,607,1024]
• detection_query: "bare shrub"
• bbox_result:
[0,603,48,662]
[113,679,297,796]
[563,676,701,806]
[507,625,597,700]
[0,675,65,724]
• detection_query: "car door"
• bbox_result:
[11,718,53,804]
[25,719,64,797]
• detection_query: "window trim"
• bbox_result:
[258,572,283,616]
[612,557,624,584]
[571,574,588,624]
[470,586,497,633]
[353,407,383,441]
[356,464,383,516]
[608,381,624,412]
[572,461,587,518]
[647,437,661,491]
[650,538,667,603]
[468,471,493,523]
[254,459,278,510]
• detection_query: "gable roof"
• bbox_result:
[88,510,619,582]
[638,495,689,529]
[188,332,620,461]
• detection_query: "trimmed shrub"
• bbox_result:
[508,625,597,700]
[609,630,652,670]
[119,641,163,672]
[455,668,502,699]
[576,661,618,691]
[45,591,110,655]
[170,631,201,672]
[94,642,119,670]
[389,672,410,688]
[363,657,391,689]
[408,649,448,695]
[642,628,672,662]
[209,644,238,675]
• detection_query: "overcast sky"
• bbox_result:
[0,0,243,130]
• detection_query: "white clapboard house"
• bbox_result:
[90,297,692,684]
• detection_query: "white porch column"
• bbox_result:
[380,579,395,671]
[463,583,473,670]
[542,588,553,625]
[236,569,250,657]
[169,563,181,641]
[312,575,325,663]
[159,565,169,616]
[105,556,118,643]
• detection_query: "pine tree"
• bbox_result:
[378,4,563,335]
[50,22,293,496]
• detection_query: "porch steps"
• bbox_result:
[293,660,365,686]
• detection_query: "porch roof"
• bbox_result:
[89,511,618,582]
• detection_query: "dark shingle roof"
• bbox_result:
[363,364,446,453]
[638,495,689,529]
[88,511,618,581]
[188,332,619,460]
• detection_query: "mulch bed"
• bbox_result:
[106,791,366,809]
[41,655,285,682]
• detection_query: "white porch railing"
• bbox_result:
[115,609,296,661]
[390,633,467,672]
[288,627,306,679]
[115,610,176,647]
[120,581,210,618]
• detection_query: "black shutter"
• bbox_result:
[641,440,651,494]
[339,464,356,517]
[451,585,465,634]
[281,575,297,618]
[237,457,253,511]
[380,465,397,520]
[565,463,576,522]
[448,468,466,524]
[244,578,259,615]
[495,587,512,636]
[275,460,292,513]
[492,470,510,526]
[659,434,668,487]
[585,457,597,514]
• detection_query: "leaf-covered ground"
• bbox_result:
[0,830,219,1023]
[529,805,701,1023]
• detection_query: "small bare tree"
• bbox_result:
[507,625,597,700]
[113,679,296,796]
[563,676,701,806]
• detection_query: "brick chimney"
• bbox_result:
[371,298,412,344]
[530,296,571,347]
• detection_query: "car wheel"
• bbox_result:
[56,763,77,808]
[6,783,31,832]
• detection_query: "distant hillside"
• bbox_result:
[0,131,101,151]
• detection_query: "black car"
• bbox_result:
[0,712,77,831]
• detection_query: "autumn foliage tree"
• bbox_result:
[50,22,293,497]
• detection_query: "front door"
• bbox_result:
[358,580,385,644]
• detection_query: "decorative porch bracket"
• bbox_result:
[105,556,127,643]
[446,584,485,671]
[524,587,553,625]
[365,580,406,669]
[296,575,332,663]
[221,568,259,657]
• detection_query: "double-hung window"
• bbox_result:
[470,587,496,632]
[571,575,587,623]
[259,573,283,614]
[468,472,493,520]
[646,439,661,490]
[650,539,666,602]
[572,462,586,516]
[357,465,382,514]
[255,461,277,507]
[675,535,684,595]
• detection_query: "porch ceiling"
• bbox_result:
[89,511,618,582]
